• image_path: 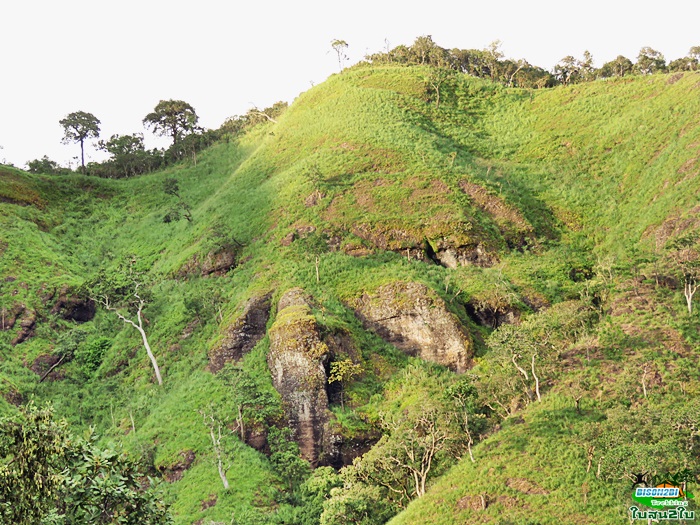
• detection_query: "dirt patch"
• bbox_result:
[667,72,685,85]
[646,204,700,246]
[159,449,196,482]
[506,477,549,495]
[459,180,530,230]
[677,157,698,175]
[2,388,24,406]
[457,494,488,511]
[305,189,326,207]
[409,178,452,204]
[201,493,217,511]
[496,495,526,508]
[1,303,25,331]
[610,281,692,356]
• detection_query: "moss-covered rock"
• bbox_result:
[208,292,272,373]
[354,281,473,373]
[267,288,335,466]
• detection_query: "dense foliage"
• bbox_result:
[0,404,171,524]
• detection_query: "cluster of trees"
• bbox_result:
[365,36,700,89]
[28,100,287,178]
[316,364,487,525]
[0,403,171,524]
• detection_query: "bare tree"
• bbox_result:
[96,283,163,386]
[380,408,451,498]
[331,39,349,71]
[667,233,700,314]
[201,410,231,490]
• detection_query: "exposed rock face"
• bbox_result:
[208,292,272,373]
[267,289,333,466]
[159,449,196,482]
[1,303,25,331]
[465,298,521,329]
[11,308,36,345]
[354,282,473,373]
[50,287,96,322]
[178,246,237,278]
[30,353,65,381]
[430,241,498,268]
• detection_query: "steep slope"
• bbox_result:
[1,65,700,524]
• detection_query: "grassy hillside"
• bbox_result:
[1,65,700,524]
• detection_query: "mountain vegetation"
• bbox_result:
[2,37,700,524]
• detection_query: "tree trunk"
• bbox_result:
[39,353,66,383]
[208,427,230,490]
[237,405,244,441]
[135,310,163,386]
[80,138,85,172]
[684,280,697,314]
[531,354,541,402]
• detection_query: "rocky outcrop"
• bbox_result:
[158,450,196,482]
[11,308,36,345]
[429,241,498,268]
[267,289,334,466]
[178,246,238,278]
[354,282,473,373]
[30,353,65,381]
[50,287,96,322]
[1,302,25,331]
[465,300,520,329]
[208,292,272,373]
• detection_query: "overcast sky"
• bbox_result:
[2,0,699,168]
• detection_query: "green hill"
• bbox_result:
[1,65,699,524]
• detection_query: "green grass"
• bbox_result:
[2,65,700,523]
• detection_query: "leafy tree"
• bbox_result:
[579,50,597,81]
[635,47,666,75]
[26,155,69,175]
[484,40,505,82]
[554,55,582,85]
[411,35,451,68]
[668,47,700,72]
[0,403,71,523]
[218,363,282,442]
[219,101,288,137]
[326,364,461,519]
[98,133,161,178]
[162,177,192,223]
[592,400,700,483]
[328,357,363,408]
[320,483,395,525]
[268,427,311,493]
[293,467,343,525]
[143,99,198,146]
[666,232,700,314]
[599,55,634,77]
[447,375,487,462]
[0,403,171,524]
[59,111,101,172]
[331,39,349,71]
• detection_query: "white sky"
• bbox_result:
[1,0,699,168]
